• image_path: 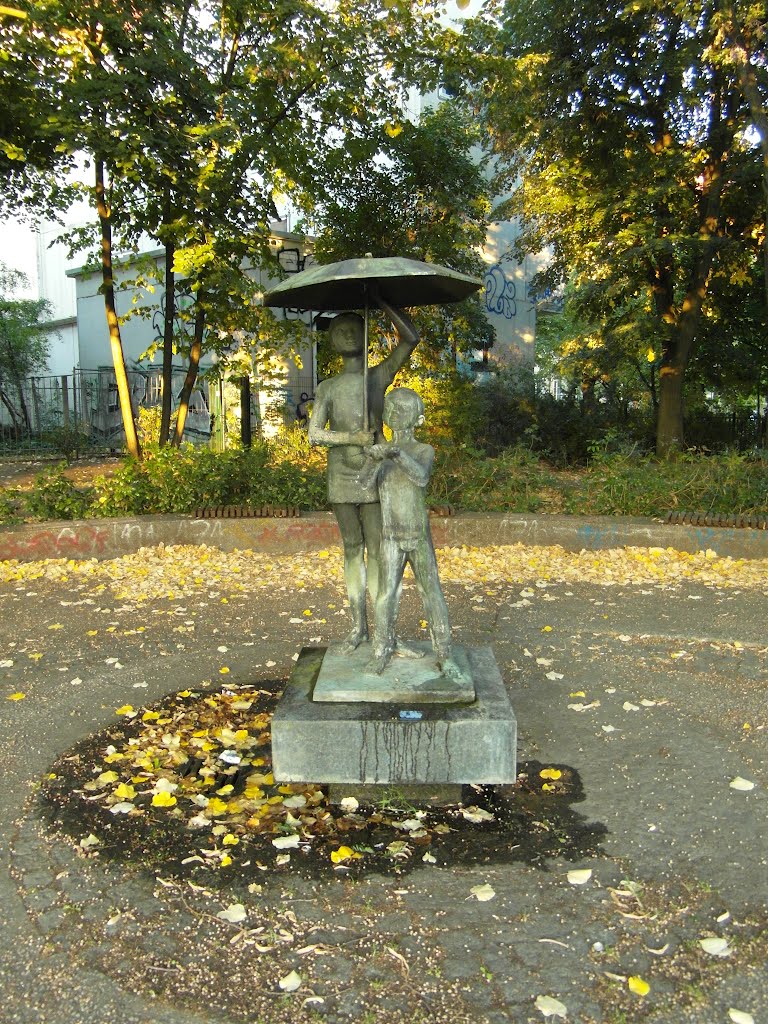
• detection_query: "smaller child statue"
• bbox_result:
[365,387,463,682]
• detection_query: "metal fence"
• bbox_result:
[0,367,211,457]
[0,367,317,457]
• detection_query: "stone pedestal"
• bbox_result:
[271,646,517,786]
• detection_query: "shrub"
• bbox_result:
[0,488,23,525]
[2,434,766,525]
[430,443,563,512]
[90,438,328,517]
[24,465,93,520]
[565,450,768,517]
[41,425,91,463]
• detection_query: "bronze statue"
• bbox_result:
[365,388,462,681]
[308,299,419,654]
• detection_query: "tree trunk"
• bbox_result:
[656,364,685,457]
[239,375,252,448]
[14,380,31,433]
[651,73,731,456]
[0,386,21,433]
[160,235,176,446]
[171,301,205,447]
[95,158,142,460]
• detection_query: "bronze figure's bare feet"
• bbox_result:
[365,652,392,676]
[339,629,368,655]
[439,655,465,684]
[393,639,426,660]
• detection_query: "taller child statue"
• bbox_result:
[309,297,419,654]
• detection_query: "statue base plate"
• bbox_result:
[271,646,516,786]
[312,641,475,704]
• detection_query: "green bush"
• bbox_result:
[23,465,93,521]
[1,436,766,526]
[430,443,564,512]
[41,425,91,463]
[89,439,328,517]
[565,450,768,517]
[407,367,655,465]
[0,488,23,525]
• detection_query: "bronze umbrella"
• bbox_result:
[263,255,482,426]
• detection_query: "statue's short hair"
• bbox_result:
[384,387,424,426]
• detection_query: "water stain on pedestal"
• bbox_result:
[271,646,517,786]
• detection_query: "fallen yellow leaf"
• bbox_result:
[628,976,650,997]
[151,791,177,808]
[330,845,361,864]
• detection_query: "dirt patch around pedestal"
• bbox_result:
[40,680,607,886]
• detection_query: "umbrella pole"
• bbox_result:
[363,287,369,431]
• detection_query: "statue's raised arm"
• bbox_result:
[375,295,419,386]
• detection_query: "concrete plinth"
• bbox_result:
[271,646,516,786]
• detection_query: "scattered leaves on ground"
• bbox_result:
[729,777,755,791]
[627,975,650,997]
[566,868,592,885]
[41,688,605,883]
[2,541,767,609]
[535,994,568,1018]
[469,883,496,902]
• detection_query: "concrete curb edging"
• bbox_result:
[1,511,767,562]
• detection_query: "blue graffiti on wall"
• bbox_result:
[484,263,517,320]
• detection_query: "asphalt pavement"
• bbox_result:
[0,514,766,1024]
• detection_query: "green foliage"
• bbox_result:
[307,101,494,369]
[430,443,562,512]
[90,439,327,517]
[462,0,765,454]
[310,103,490,276]
[0,264,52,436]
[568,448,768,518]
[40,424,90,463]
[2,0,454,448]
[23,465,92,521]
[136,406,162,449]
[0,488,23,525]
[404,366,654,465]
[2,443,767,524]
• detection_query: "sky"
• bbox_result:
[2,217,39,297]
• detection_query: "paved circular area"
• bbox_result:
[1,538,767,1023]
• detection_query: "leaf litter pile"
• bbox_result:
[42,680,606,883]
[4,539,768,602]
